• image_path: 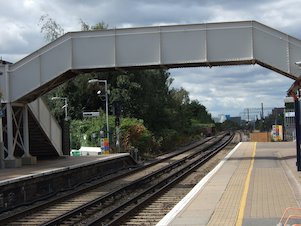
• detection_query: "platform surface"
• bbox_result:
[0,153,129,185]
[157,142,301,226]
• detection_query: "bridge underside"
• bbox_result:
[0,20,301,164]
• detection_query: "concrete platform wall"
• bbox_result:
[0,155,137,213]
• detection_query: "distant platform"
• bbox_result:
[0,153,130,184]
[157,142,301,226]
[0,153,136,213]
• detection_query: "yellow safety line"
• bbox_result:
[235,142,257,226]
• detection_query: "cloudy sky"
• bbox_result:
[1,0,300,118]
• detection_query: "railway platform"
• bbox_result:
[157,142,301,226]
[0,153,136,214]
[0,153,131,183]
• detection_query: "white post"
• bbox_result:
[116,125,120,152]
[23,105,30,157]
[4,64,14,160]
[104,80,109,143]
[88,79,110,149]
[6,103,14,160]
[64,98,68,121]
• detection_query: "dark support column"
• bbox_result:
[294,98,301,171]
[287,77,301,171]
[61,120,70,155]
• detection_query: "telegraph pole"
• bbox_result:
[0,102,4,168]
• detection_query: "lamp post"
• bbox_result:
[88,79,109,144]
[51,97,68,121]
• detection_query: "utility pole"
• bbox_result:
[113,101,121,153]
[0,103,4,168]
[88,79,110,152]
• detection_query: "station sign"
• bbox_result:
[272,125,283,141]
[82,112,100,118]
[285,112,295,117]
[100,137,110,154]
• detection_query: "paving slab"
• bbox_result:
[157,142,301,226]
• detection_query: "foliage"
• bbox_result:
[39,14,64,42]
[80,19,108,31]
[70,113,115,149]
[70,114,154,153]
[255,112,284,132]
[217,120,242,131]
[119,118,154,152]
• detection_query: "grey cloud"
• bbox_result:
[170,66,292,116]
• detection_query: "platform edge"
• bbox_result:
[156,142,242,226]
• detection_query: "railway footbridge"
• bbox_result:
[0,20,301,167]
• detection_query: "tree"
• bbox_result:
[187,100,214,123]
[80,19,108,31]
[39,14,64,42]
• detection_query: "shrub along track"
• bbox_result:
[0,132,234,226]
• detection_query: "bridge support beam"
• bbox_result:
[3,104,37,167]
[22,105,36,165]
[4,103,22,168]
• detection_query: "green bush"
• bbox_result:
[158,129,179,151]
[120,118,154,153]
[69,113,214,156]
[70,114,115,149]
[70,114,154,154]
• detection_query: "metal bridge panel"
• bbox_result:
[289,37,301,76]
[50,112,62,153]
[39,99,51,136]
[0,66,7,101]
[73,35,115,69]
[28,99,39,118]
[115,32,160,66]
[10,57,41,101]
[207,27,253,62]
[7,21,301,103]
[253,28,289,73]
[40,40,72,83]
[161,29,206,64]
[28,99,62,155]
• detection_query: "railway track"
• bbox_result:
[121,132,241,225]
[0,132,233,226]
